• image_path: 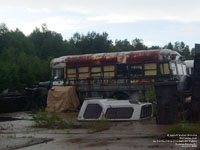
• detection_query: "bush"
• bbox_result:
[169,122,200,135]
[33,110,111,132]
[33,109,78,129]
[168,119,200,135]
[139,88,157,116]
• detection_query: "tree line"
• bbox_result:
[0,23,194,91]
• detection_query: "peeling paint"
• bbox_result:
[51,49,181,67]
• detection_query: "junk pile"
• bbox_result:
[155,43,200,124]
[0,91,29,113]
[0,87,48,113]
[191,44,200,121]
[45,86,80,113]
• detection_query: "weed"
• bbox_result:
[81,114,111,133]
[7,134,16,139]
[33,109,111,132]
[168,121,200,135]
[88,120,110,133]
[139,88,157,116]
[33,109,79,129]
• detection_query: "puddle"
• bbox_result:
[0,112,33,122]
[0,117,22,122]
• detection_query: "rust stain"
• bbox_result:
[104,53,117,65]
[52,50,177,67]
[118,52,129,64]
[91,53,104,65]
[66,55,80,67]
[78,54,92,66]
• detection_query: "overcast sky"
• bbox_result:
[0,0,199,48]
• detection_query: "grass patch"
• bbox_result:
[168,121,200,135]
[33,110,80,129]
[84,120,111,133]
[33,110,111,132]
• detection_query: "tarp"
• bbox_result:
[46,86,80,113]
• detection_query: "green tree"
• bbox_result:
[164,42,173,49]
[70,32,113,54]
[148,45,161,49]
[174,41,192,60]
[132,38,147,50]
[0,22,195,92]
[0,24,52,91]
[114,39,134,52]
[29,25,67,58]
[164,41,193,60]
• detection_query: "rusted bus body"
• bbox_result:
[57,50,160,67]
[50,49,186,100]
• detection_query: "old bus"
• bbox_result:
[50,49,187,101]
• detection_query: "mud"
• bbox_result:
[0,112,198,150]
[85,141,110,147]
[0,136,53,150]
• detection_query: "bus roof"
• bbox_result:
[51,49,181,67]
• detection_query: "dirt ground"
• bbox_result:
[0,112,199,150]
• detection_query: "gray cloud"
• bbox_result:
[0,0,200,48]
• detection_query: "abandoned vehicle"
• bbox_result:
[50,49,187,102]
